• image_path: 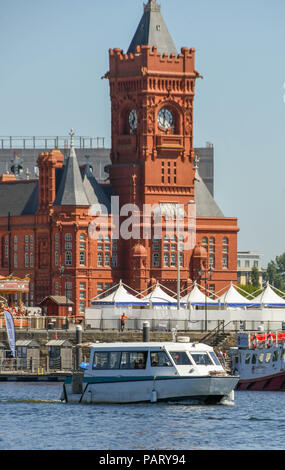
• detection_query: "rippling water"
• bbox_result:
[0,382,284,450]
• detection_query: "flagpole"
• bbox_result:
[177,205,180,311]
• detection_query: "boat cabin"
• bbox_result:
[85,340,225,378]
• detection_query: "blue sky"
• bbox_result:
[1,0,285,267]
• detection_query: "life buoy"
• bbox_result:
[267,334,274,347]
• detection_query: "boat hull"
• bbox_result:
[63,375,239,405]
[236,370,285,391]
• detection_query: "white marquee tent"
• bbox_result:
[91,280,147,306]
[180,281,218,306]
[217,282,254,307]
[143,282,177,306]
[252,282,285,307]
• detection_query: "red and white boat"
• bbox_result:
[229,330,285,391]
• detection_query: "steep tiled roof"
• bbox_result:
[0,180,38,216]
[195,170,224,217]
[53,131,90,207]
[128,0,177,55]
[82,163,111,212]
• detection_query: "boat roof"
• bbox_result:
[89,341,212,351]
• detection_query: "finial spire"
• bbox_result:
[69,128,75,149]
[145,0,160,11]
[193,154,200,170]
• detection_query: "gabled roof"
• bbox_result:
[53,130,90,207]
[195,169,224,217]
[0,180,38,216]
[39,296,74,306]
[128,0,177,56]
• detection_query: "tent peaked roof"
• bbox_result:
[253,283,285,306]
[91,281,146,305]
[144,283,176,304]
[217,283,254,306]
[180,282,217,305]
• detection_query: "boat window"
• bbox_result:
[273,350,279,362]
[265,352,271,363]
[258,353,264,363]
[170,351,192,366]
[209,351,221,366]
[120,351,148,369]
[190,353,213,366]
[150,351,172,367]
[109,352,121,369]
[251,354,257,364]
[245,354,251,364]
[93,352,109,369]
[282,351,285,361]
[92,351,121,370]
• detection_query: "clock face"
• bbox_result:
[157,107,174,130]
[128,109,137,133]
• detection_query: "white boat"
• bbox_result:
[62,338,239,405]
[229,330,285,391]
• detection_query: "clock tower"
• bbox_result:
[108,0,200,211]
[107,0,238,293]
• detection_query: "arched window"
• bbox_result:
[222,237,229,253]
[222,238,229,268]
[152,237,160,267]
[163,233,181,267]
[65,251,72,266]
[79,233,86,266]
[209,237,215,254]
[222,254,228,269]
[97,234,113,267]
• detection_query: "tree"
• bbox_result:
[237,283,261,298]
[250,266,260,288]
[263,255,285,291]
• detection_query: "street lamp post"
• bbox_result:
[199,266,213,332]
[59,265,68,328]
[59,265,65,297]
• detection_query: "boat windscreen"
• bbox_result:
[190,353,213,366]
[170,351,192,365]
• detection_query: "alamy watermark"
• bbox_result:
[88,196,196,251]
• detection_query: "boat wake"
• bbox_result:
[0,399,62,404]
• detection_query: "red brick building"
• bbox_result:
[0,0,238,318]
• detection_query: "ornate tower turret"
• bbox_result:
[108,0,200,210]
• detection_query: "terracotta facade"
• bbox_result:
[0,1,238,317]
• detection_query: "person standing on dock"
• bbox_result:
[120,313,128,332]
